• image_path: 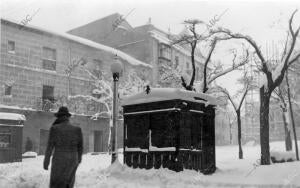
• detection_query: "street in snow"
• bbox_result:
[1,0,300,187]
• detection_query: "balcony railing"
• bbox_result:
[35,98,59,112]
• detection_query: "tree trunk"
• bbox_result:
[237,110,243,159]
[260,86,271,165]
[189,44,196,88]
[286,72,299,160]
[281,107,293,151]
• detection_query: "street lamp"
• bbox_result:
[110,55,123,163]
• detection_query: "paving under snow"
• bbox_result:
[0,141,300,188]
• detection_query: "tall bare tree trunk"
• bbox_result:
[286,71,299,160]
[237,110,243,159]
[260,86,271,165]
[281,107,293,151]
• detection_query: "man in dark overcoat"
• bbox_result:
[43,106,83,188]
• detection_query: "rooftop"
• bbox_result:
[122,87,219,106]
[1,18,152,69]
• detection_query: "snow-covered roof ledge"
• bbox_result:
[122,88,220,106]
[1,18,152,69]
[0,112,26,121]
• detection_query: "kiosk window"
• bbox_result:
[0,134,11,148]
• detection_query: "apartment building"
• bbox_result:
[0,18,151,154]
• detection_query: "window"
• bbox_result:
[4,84,12,96]
[42,47,56,70]
[0,134,11,148]
[8,41,15,53]
[42,85,55,111]
[159,43,171,60]
[42,85,54,102]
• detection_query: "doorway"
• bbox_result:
[94,130,103,152]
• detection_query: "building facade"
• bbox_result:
[68,13,205,87]
[0,18,151,154]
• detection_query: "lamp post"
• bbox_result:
[110,55,123,163]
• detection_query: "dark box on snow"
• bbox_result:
[0,113,25,163]
[122,88,217,174]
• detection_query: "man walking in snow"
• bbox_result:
[43,106,83,188]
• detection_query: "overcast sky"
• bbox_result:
[1,0,300,96]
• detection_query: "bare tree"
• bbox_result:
[80,62,146,155]
[273,83,293,151]
[172,19,205,91]
[206,49,249,92]
[173,19,249,93]
[286,70,299,160]
[216,71,253,159]
[64,57,146,155]
[210,10,300,165]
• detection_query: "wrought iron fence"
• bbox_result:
[35,98,60,112]
[34,96,106,115]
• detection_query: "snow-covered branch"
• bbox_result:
[272,10,300,89]
[203,39,218,92]
[210,28,266,66]
[207,50,249,86]
[216,86,238,110]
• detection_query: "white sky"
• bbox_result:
[1,0,300,96]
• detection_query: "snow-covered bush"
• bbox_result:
[270,150,296,163]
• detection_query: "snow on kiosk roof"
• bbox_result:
[122,88,219,106]
[0,112,26,121]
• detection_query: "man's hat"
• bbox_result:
[54,106,71,117]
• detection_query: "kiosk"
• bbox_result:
[122,88,218,174]
[0,112,25,163]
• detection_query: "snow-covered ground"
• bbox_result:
[1,141,300,188]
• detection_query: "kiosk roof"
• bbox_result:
[122,88,219,106]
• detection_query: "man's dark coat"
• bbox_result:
[44,117,83,188]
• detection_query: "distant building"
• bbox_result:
[68,13,205,87]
